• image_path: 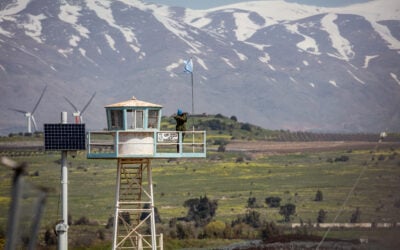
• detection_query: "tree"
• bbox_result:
[317,209,327,223]
[279,203,296,222]
[265,196,281,208]
[230,115,238,122]
[183,195,218,227]
[314,190,323,202]
[240,123,252,131]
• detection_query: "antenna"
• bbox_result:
[63,92,96,124]
[9,85,47,133]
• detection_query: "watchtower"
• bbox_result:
[87,96,206,249]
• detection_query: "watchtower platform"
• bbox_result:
[86,97,206,159]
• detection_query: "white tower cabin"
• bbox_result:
[87,96,206,250]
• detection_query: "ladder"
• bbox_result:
[112,158,158,249]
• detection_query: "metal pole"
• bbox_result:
[56,112,68,250]
[191,72,194,116]
[191,72,195,152]
[112,160,122,250]
[147,162,157,250]
[4,161,26,250]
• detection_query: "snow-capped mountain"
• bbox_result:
[0,0,399,134]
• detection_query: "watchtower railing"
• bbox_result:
[87,130,206,159]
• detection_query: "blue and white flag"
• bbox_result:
[184,58,193,73]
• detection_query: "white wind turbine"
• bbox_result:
[63,92,96,124]
[9,85,47,133]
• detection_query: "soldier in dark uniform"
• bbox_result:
[174,109,187,152]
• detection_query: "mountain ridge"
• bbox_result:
[0,0,399,135]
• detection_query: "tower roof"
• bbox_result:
[105,96,162,108]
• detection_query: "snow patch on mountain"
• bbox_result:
[391,73,400,85]
[69,35,80,47]
[59,2,90,39]
[105,34,117,51]
[285,23,320,55]
[165,61,180,77]
[233,49,248,61]
[347,70,366,84]
[222,57,235,68]
[196,57,208,71]
[363,55,379,68]
[329,80,338,87]
[336,0,400,50]
[321,14,355,61]
[0,0,30,18]
[19,14,46,43]
[233,12,261,41]
[86,0,141,53]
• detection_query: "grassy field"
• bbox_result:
[1,136,400,248]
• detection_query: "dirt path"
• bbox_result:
[225,141,400,154]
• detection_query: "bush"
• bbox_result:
[261,221,282,241]
[232,210,262,228]
[204,220,226,238]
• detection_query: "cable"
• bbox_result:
[316,135,384,249]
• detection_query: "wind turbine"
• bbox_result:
[9,85,47,133]
[63,92,96,124]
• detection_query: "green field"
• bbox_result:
[1,133,400,248]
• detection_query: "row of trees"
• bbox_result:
[38,192,364,248]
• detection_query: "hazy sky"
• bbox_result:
[141,0,372,9]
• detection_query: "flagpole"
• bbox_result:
[184,57,195,152]
[191,72,194,117]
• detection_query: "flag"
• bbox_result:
[184,58,193,73]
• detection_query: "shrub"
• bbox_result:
[44,228,57,245]
[217,144,226,152]
[317,209,327,223]
[334,155,349,162]
[75,216,90,225]
[247,197,257,208]
[314,190,323,201]
[350,207,361,223]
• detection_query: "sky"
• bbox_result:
[141,0,372,9]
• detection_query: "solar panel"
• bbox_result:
[44,124,86,150]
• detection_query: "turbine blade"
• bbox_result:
[31,85,47,114]
[31,115,38,131]
[64,96,78,111]
[80,92,96,114]
[9,108,28,114]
